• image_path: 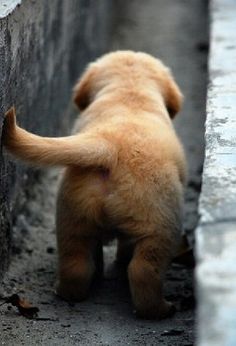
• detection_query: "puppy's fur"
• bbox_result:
[3,51,187,319]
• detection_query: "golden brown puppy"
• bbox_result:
[3,51,187,319]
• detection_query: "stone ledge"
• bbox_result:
[197,221,236,346]
[0,1,21,18]
[196,0,236,344]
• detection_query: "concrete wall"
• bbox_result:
[196,0,236,344]
[0,0,112,278]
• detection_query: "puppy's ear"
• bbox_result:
[163,73,183,119]
[73,65,98,111]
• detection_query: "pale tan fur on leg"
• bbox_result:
[56,203,103,302]
[55,173,104,301]
[128,234,176,319]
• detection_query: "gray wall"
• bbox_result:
[0,0,112,278]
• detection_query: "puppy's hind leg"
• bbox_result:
[128,233,176,319]
[56,216,103,302]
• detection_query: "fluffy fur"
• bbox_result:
[3,51,187,319]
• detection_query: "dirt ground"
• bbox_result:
[0,0,208,345]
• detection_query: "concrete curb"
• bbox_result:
[196,0,236,344]
[0,0,112,279]
[0,1,21,19]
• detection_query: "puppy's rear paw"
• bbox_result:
[135,300,176,320]
[56,281,89,302]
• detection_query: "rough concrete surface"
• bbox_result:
[0,0,112,278]
[0,0,208,345]
[196,0,236,345]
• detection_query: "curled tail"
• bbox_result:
[3,107,116,169]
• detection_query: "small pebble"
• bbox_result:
[161,329,184,336]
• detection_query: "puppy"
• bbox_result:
[3,51,187,319]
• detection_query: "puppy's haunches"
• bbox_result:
[3,51,187,319]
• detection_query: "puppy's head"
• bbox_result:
[73,51,183,118]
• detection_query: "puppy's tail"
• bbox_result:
[3,107,116,169]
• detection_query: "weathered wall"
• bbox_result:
[0,0,112,278]
[196,0,236,344]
